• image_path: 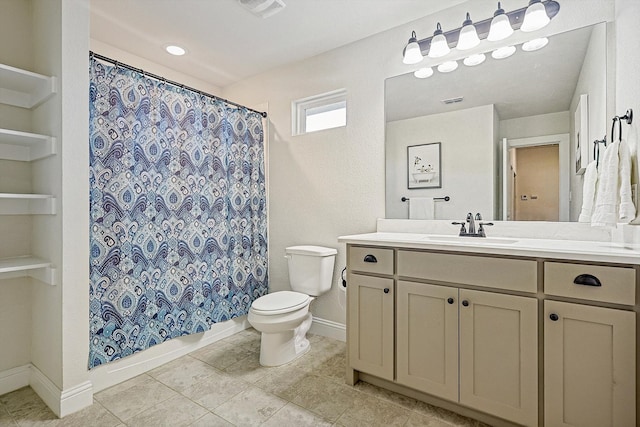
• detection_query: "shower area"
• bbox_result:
[88,55,268,368]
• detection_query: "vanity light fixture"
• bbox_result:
[414,67,434,78]
[165,45,186,56]
[428,23,451,58]
[463,53,486,67]
[402,31,423,64]
[491,45,516,59]
[402,1,559,64]
[437,60,458,73]
[456,13,480,50]
[487,2,514,41]
[521,0,551,32]
[522,37,549,51]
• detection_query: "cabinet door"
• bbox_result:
[396,281,458,401]
[545,300,636,427]
[459,289,538,426]
[347,273,394,380]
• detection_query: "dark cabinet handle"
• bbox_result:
[462,300,469,307]
[363,254,378,263]
[573,274,602,287]
[550,313,559,321]
[447,297,454,304]
[383,288,390,294]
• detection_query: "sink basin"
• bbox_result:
[423,235,518,245]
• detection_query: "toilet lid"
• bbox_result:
[252,291,310,314]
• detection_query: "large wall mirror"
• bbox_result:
[385,22,607,221]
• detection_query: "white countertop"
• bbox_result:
[338,232,640,265]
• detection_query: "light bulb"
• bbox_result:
[456,13,480,50]
[491,45,516,59]
[522,37,549,51]
[428,23,450,58]
[488,2,514,41]
[437,60,458,73]
[521,0,550,32]
[165,45,186,56]
[463,54,486,67]
[414,67,434,79]
[403,31,423,65]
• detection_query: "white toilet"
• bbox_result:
[248,245,337,366]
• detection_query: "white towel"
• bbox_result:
[618,139,636,221]
[578,160,598,222]
[409,197,435,219]
[592,141,620,227]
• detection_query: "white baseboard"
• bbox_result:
[310,316,346,342]
[0,365,30,396]
[90,316,250,392]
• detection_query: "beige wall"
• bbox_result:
[223,0,615,326]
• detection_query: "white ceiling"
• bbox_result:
[90,0,467,88]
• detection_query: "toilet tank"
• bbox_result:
[286,245,337,296]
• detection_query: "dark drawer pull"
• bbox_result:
[384,288,390,294]
[550,313,559,321]
[363,254,378,263]
[573,274,602,287]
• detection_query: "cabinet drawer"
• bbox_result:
[348,246,394,275]
[397,251,537,293]
[544,262,636,305]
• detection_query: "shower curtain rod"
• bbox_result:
[90,51,268,118]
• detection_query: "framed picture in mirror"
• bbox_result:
[407,142,441,189]
[574,93,589,175]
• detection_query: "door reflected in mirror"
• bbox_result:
[385,23,607,221]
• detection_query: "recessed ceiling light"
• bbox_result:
[463,53,486,67]
[522,37,549,52]
[491,45,516,60]
[437,60,458,73]
[414,67,434,79]
[165,45,186,56]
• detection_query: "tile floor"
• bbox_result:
[0,330,488,426]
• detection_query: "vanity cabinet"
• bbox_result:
[347,273,394,380]
[543,262,636,427]
[345,242,638,427]
[396,281,538,426]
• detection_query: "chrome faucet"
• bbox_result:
[466,213,476,235]
[452,212,493,237]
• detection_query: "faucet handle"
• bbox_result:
[451,221,467,235]
[466,213,473,221]
[478,222,493,237]
[475,213,483,220]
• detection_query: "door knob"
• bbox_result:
[383,288,390,294]
[549,313,559,321]
[462,300,469,307]
[447,297,454,304]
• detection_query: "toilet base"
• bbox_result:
[259,313,313,367]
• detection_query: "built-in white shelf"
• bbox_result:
[0,128,56,161]
[0,193,56,215]
[0,256,55,286]
[0,63,56,109]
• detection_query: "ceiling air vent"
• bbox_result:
[441,96,464,105]
[238,0,286,18]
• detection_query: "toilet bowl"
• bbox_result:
[248,291,314,366]
[248,245,337,366]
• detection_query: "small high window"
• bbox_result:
[292,89,347,135]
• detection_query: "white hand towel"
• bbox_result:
[578,160,598,222]
[591,141,619,227]
[409,197,435,219]
[618,139,636,222]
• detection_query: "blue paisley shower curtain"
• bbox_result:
[88,58,267,368]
